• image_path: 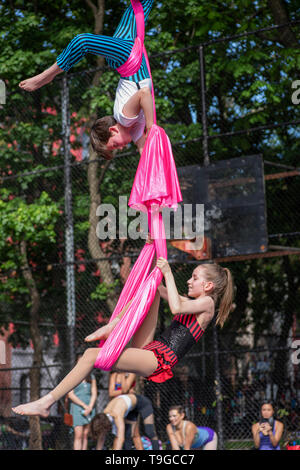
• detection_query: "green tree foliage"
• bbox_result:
[0,1,299,445]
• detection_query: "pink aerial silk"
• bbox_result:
[116,0,145,78]
[94,1,182,370]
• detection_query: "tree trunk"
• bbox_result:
[88,155,118,313]
[20,240,43,450]
[267,0,298,47]
[86,0,106,86]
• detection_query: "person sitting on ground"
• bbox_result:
[252,401,284,450]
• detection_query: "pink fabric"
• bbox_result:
[131,0,145,43]
[94,210,167,370]
[94,1,182,371]
[94,127,182,370]
[116,36,143,78]
[129,124,182,212]
[116,0,144,77]
[143,45,156,124]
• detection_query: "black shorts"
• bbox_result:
[126,394,154,422]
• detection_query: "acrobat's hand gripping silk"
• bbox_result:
[94,1,182,371]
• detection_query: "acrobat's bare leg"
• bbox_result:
[113,347,158,378]
[12,348,99,417]
[130,290,160,349]
[19,62,63,92]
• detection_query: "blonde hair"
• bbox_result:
[90,115,116,160]
[199,263,234,328]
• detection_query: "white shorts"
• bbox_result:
[114,78,152,143]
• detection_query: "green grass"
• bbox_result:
[224,440,254,450]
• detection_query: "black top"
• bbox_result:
[157,314,204,361]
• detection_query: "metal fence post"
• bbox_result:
[201,336,206,382]
[199,45,210,167]
[62,75,76,370]
[0,79,6,105]
[213,323,224,449]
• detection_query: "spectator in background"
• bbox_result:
[108,371,144,449]
[91,393,140,450]
[94,372,159,450]
[68,353,97,450]
[0,417,28,450]
[166,405,218,450]
[109,372,136,399]
[252,401,284,450]
[124,393,159,450]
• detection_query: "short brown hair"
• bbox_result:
[169,405,185,416]
[90,115,116,160]
[90,413,112,439]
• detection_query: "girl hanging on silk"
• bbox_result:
[12,236,234,418]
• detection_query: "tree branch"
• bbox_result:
[99,158,112,186]
[267,0,298,47]
[85,0,97,16]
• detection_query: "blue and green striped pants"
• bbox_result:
[56,0,153,82]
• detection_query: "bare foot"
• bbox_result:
[19,74,52,92]
[85,302,134,342]
[85,324,113,342]
[12,393,55,417]
[19,63,63,92]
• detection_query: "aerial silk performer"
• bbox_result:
[12,1,234,420]
[93,0,182,371]
[19,1,155,160]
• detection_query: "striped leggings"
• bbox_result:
[56,0,154,82]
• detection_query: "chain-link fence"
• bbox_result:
[0,21,299,450]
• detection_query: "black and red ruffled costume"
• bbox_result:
[143,313,204,383]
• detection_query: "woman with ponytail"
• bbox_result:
[12,240,234,417]
[144,258,234,383]
[157,259,234,329]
